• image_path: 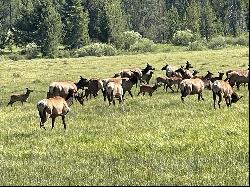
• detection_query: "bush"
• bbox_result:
[57,50,72,58]
[75,43,117,57]
[130,38,155,53]
[220,34,249,47]
[116,31,142,50]
[207,36,226,49]
[232,34,249,46]
[172,30,196,46]
[187,41,206,51]
[22,42,40,59]
[8,54,26,61]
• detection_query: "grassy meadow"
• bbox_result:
[0,46,249,185]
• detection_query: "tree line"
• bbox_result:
[0,0,249,57]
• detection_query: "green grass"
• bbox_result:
[0,46,249,185]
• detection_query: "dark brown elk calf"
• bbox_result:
[138,83,161,96]
[7,88,33,106]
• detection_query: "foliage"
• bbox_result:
[104,0,127,44]
[0,0,249,52]
[207,35,227,49]
[36,1,62,58]
[165,5,180,42]
[21,42,40,59]
[62,0,90,49]
[7,53,26,61]
[130,38,155,52]
[231,34,249,46]
[187,40,206,51]
[172,30,196,46]
[116,30,142,50]
[74,43,117,57]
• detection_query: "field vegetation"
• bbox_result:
[0,46,249,185]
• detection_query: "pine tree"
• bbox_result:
[62,0,90,49]
[199,0,217,40]
[165,5,180,42]
[104,0,127,44]
[186,0,200,34]
[225,0,243,36]
[0,0,10,49]
[85,0,109,42]
[35,0,62,57]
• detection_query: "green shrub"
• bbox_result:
[233,34,249,46]
[116,31,142,50]
[8,54,26,61]
[187,41,206,51]
[207,36,227,49]
[22,42,40,59]
[225,34,249,46]
[57,50,72,58]
[75,43,117,57]
[172,30,196,46]
[130,38,155,53]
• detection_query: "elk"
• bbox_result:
[180,78,205,102]
[138,83,161,96]
[212,80,243,109]
[7,88,33,106]
[105,81,124,106]
[37,89,77,130]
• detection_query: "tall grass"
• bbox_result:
[0,47,249,185]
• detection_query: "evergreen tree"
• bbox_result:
[104,0,127,44]
[35,0,62,57]
[62,0,90,49]
[0,0,10,49]
[199,0,217,40]
[122,0,165,41]
[225,0,244,36]
[85,0,109,42]
[165,5,180,42]
[186,0,200,34]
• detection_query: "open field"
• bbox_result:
[0,46,249,185]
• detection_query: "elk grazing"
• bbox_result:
[224,69,247,81]
[105,81,124,106]
[120,63,154,87]
[165,76,183,92]
[161,61,193,77]
[7,88,33,106]
[161,64,179,77]
[180,78,205,102]
[102,73,138,100]
[185,61,193,70]
[210,72,224,83]
[83,78,104,100]
[212,80,243,109]
[193,71,214,80]
[75,76,89,90]
[175,66,193,79]
[47,81,80,106]
[37,89,77,130]
[227,70,249,90]
[120,68,142,87]
[141,69,154,84]
[138,83,161,96]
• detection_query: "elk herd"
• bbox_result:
[6,61,248,130]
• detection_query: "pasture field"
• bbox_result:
[0,46,249,185]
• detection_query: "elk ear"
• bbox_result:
[239,96,243,100]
